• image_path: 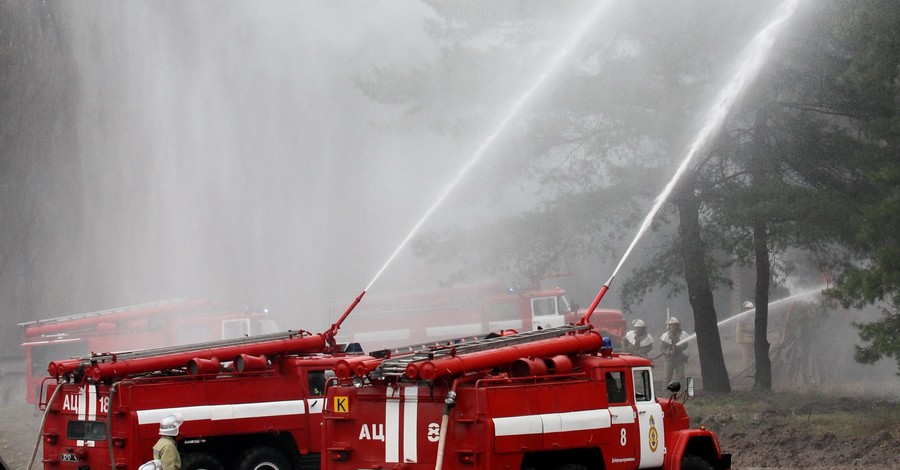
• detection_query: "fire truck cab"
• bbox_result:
[332,281,626,351]
[323,326,730,470]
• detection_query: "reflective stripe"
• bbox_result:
[609,405,635,424]
[136,400,306,425]
[385,387,400,463]
[403,386,418,463]
[493,409,611,437]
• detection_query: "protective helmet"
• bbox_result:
[138,460,162,470]
[159,412,183,436]
[633,319,645,327]
[667,317,680,325]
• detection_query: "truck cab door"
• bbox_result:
[632,367,665,468]
[530,296,565,330]
[604,370,639,466]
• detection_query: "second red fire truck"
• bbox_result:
[19,298,278,404]
[330,280,626,351]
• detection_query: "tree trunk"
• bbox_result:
[752,221,772,391]
[676,184,731,392]
[750,108,773,391]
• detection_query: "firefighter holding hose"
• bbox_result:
[623,319,655,357]
[659,317,688,384]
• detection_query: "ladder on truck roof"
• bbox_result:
[66,329,313,367]
[371,324,591,379]
[17,298,205,327]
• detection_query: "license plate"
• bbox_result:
[60,453,80,462]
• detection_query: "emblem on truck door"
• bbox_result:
[648,415,659,452]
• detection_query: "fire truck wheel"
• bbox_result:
[237,446,291,470]
[681,454,715,470]
[554,465,588,470]
[181,453,224,470]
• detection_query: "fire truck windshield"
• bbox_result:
[533,295,571,317]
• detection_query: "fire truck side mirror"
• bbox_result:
[666,381,681,394]
[686,376,695,398]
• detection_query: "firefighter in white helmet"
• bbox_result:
[659,317,689,385]
[152,412,183,470]
[623,319,654,357]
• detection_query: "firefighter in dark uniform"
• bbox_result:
[153,413,183,470]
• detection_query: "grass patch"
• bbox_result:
[683,390,900,439]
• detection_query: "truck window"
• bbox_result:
[67,420,107,441]
[308,370,334,396]
[633,369,652,402]
[557,295,572,313]
[531,297,557,317]
[30,341,85,378]
[605,371,626,404]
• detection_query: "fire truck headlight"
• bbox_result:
[330,450,350,461]
[459,452,476,464]
[114,438,126,448]
[351,376,365,389]
[44,433,58,445]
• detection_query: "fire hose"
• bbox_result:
[434,374,480,470]
[433,390,456,470]
[27,382,64,470]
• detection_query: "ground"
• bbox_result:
[2,392,897,469]
[684,392,900,470]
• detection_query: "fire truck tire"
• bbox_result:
[554,465,588,470]
[237,446,291,470]
[681,454,715,470]
[181,453,225,470]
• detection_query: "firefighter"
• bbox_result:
[153,413,183,470]
[659,317,688,385]
[623,319,654,357]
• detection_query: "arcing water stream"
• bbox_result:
[675,287,822,346]
[581,0,803,320]
[331,1,615,333]
[338,0,803,332]
[363,0,615,293]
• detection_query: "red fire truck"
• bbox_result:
[19,298,279,404]
[37,327,359,470]
[331,280,626,351]
[323,324,731,470]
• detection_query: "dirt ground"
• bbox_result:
[2,392,898,470]
[685,392,900,470]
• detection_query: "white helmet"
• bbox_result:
[633,319,645,327]
[138,460,162,470]
[667,317,680,325]
[159,412,183,436]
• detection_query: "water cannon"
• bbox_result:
[324,290,366,347]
